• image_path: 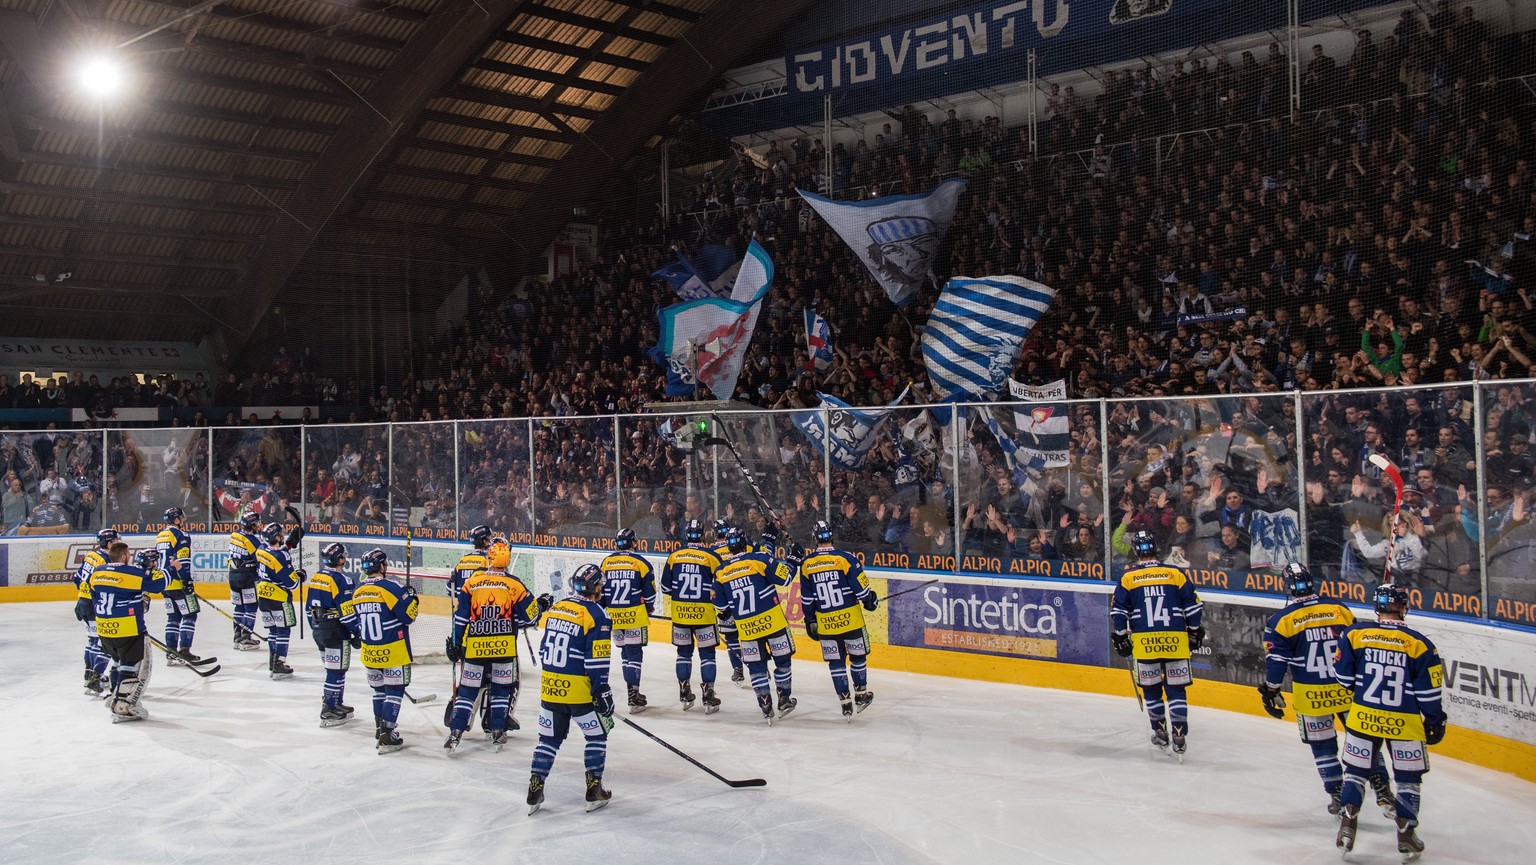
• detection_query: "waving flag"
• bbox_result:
[974,406,1049,521]
[804,308,835,371]
[798,180,965,307]
[1012,404,1071,467]
[921,275,1058,403]
[793,386,910,469]
[652,239,774,401]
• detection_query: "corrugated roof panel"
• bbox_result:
[138,113,250,145]
[459,68,556,100]
[224,184,291,210]
[320,42,395,72]
[339,12,420,43]
[417,121,507,150]
[509,138,570,160]
[0,224,71,248]
[359,200,445,223]
[242,155,312,182]
[89,233,183,259]
[556,90,615,112]
[15,163,96,190]
[606,37,666,64]
[107,0,171,28]
[395,148,485,175]
[242,0,333,28]
[91,202,198,231]
[181,239,252,261]
[547,0,623,20]
[488,163,549,185]
[116,139,229,173]
[4,195,86,220]
[377,174,466,200]
[107,173,215,202]
[483,41,579,71]
[31,128,98,158]
[634,12,691,39]
[188,17,309,55]
[257,127,330,154]
[550,113,591,134]
[513,18,600,53]
[472,187,529,209]
[278,100,350,126]
[183,53,321,91]
[199,212,273,236]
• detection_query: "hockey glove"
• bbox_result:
[1111,631,1134,658]
[349,636,362,650]
[445,636,463,664]
[1257,684,1287,719]
[593,685,615,718]
[760,527,780,550]
[400,585,418,603]
[1424,719,1446,746]
[803,613,821,641]
[74,596,93,622]
[1187,625,1206,651]
[535,593,554,615]
[862,591,880,612]
[294,569,307,584]
[785,542,806,569]
[284,525,305,549]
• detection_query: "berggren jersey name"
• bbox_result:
[921,585,1058,635]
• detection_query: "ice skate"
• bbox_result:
[731,667,745,688]
[584,772,612,812]
[110,699,149,723]
[1336,805,1358,857]
[1396,818,1424,862]
[319,705,350,728]
[1170,724,1187,761]
[757,692,774,725]
[1327,790,1343,815]
[701,683,720,715]
[376,723,404,754]
[526,774,545,815]
[854,687,874,713]
[776,690,796,719]
[627,685,648,714]
[679,680,696,711]
[1150,721,1170,750]
[839,691,854,720]
[84,670,103,697]
[490,728,509,751]
[165,650,187,667]
[269,653,293,680]
[443,730,463,756]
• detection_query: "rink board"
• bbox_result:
[5,532,1534,781]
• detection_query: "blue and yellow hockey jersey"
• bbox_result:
[1334,620,1446,742]
[538,596,612,705]
[1111,559,1203,661]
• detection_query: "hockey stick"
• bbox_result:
[621,717,767,788]
[405,689,437,704]
[884,578,941,601]
[285,504,305,641]
[1127,661,1144,713]
[1366,454,1406,584]
[194,593,267,641]
[145,633,221,677]
[703,418,785,529]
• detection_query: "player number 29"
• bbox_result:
[679,572,703,598]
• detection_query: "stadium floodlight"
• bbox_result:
[76,54,126,99]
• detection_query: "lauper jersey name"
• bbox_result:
[787,0,1070,94]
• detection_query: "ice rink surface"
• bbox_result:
[2,601,1532,865]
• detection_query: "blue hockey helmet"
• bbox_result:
[260,522,285,547]
[321,542,346,568]
[813,520,834,545]
[239,509,261,529]
[712,519,729,539]
[360,548,387,576]
[163,506,184,524]
[571,563,603,596]
[1130,529,1158,559]
[1374,583,1410,619]
[134,548,158,570]
[685,519,705,543]
[725,526,748,554]
[1283,562,1315,597]
[96,528,119,547]
[469,524,492,548]
[615,527,636,550]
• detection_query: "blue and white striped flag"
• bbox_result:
[792,386,910,469]
[804,308,834,372]
[921,275,1058,403]
[651,239,774,401]
[798,180,965,307]
[974,406,1048,519]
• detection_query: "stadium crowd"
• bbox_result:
[3,6,1533,617]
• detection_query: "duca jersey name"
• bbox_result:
[921,585,1058,634]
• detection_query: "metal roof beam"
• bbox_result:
[4,152,301,189]
[494,31,648,71]
[152,67,354,109]
[0,179,282,218]
[0,242,244,274]
[610,0,702,23]
[227,0,532,357]
[469,57,627,96]
[404,137,560,169]
[1,215,263,245]
[133,0,406,53]
[518,6,673,46]
[444,84,604,120]
[0,273,231,298]
[390,161,540,190]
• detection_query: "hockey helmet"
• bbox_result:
[469,524,492,549]
[1283,562,1316,597]
[260,522,285,547]
[812,520,834,545]
[134,548,159,570]
[712,519,729,539]
[320,542,346,568]
[685,519,705,544]
[239,509,261,529]
[360,548,388,576]
[96,528,119,547]
[163,507,184,524]
[615,527,636,551]
[725,526,748,554]
[1373,583,1410,619]
[1130,529,1158,559]
[571,563,604,596]
[488,540,511,571]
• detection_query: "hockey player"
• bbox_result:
[88,543,168,722]
[342,548,419,754]
[157,507,203,666]
[1333,584,1447,861]
[307,542,358,727]
[227,509,264,650]
[255,522,305,679]
[72,528,118,696]
[713,526,796,723]
[1111,529,1205,757]
[527,563,614,814]
[798,521,879,718]
[710,519,747,686]
[598,528,656,713]
[448,524,493,605]
[659,519,724,713]
[444,540,542,754]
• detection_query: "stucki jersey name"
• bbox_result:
[921,585,1058,634]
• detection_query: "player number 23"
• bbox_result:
[1361,661,1406,708]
